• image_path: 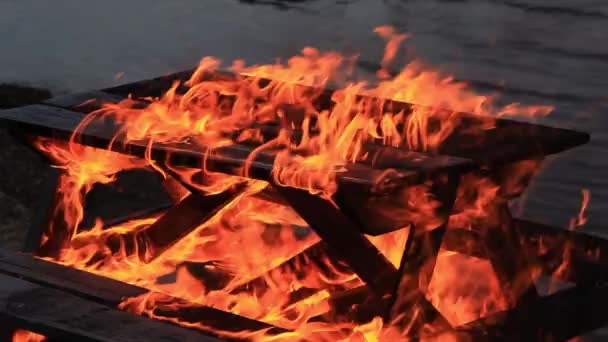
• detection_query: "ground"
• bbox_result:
[0,84,53,250]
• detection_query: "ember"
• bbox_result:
[12,330,46,342]
[0,26,599,341]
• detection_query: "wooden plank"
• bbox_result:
[0,249,285,336]
[229,69,589,164]
[21,86,479,180]
[73,185,247,263]
[0,104,443,195]
[437,115,590,167]
[353,63,590,164]
[0,273,223,342]
[44,68,590,171]
[42,68,590,167]
[514,219,608,268]
[363,144,475,176]
[248,117,589,167]
[228,115,588,168]
[452,277,608,341]
[0,250,143,303]
[442,219,608,286]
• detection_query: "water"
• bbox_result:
[0,0,606,235]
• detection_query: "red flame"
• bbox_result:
[569,188,590,230]
[12,330,46,342]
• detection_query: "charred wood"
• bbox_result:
[0,273,223,342]
[70,185,246,264]
[0,248,284,339]
[276,186,399,298]
[40,70,589,169]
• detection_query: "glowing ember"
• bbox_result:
[30,25,564,340]
[570,188,590,230]
[12,330,46,342]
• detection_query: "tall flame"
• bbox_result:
[569,188,590,230]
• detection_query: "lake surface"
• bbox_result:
[0,0,606,232]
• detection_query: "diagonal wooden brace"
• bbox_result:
[228,174,461,327]
[69,183,248,264]
[275,186,399,298]
[387,173,460,331]
[132,184,247,263]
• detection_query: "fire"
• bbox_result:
[31,25,562,340]
[569,188,590,230]
[374,25,411,79]
[548,188,592,293]
[12,330,46,342]
[35,139,147,237]
[427,252,508,326]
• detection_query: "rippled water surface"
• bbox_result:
[1,0,606,235]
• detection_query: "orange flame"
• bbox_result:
[427,252,508,326]
[549,188,592,293]
[569,188,590,230]
[32,25,562,341]
[374,25,411,79]
[12,330,46,342]
[35,139,148,234]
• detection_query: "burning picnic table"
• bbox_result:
[0,27,602,341]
